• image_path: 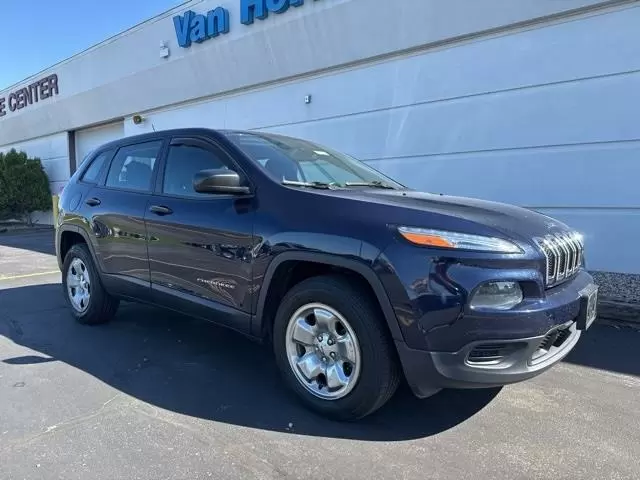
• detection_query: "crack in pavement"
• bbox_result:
[1,392,298,479]
[0,393,126,453]
[129,401,298,479]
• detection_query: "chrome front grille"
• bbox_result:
[535,232,584,287]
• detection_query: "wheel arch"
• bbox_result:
[57,225,100,272]
[252,252,404,342]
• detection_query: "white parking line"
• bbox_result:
[0,270,60,281]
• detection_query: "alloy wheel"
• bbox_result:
[285,303,362,400]
[66,257,91,313]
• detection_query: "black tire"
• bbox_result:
[61,243,119,325]
[273,275,401,421]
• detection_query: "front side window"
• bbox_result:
[105,141,162,192]
[223,131,404,189]
[162,144,229,197]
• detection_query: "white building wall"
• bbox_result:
[0,133,69,196]
[0,133,69,224]
[0,0,620,146]
[0,0,636,277]
[75,121,125,166]
[125,4,640,274]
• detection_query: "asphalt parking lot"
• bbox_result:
[1,231,639,480]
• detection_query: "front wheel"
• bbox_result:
[273,275,400,421]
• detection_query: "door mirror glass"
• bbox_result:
[193,169,250,195]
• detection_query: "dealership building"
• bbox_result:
[0,0,638,304]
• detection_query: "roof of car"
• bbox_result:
[94,127,216,149]
[93,128,288,152]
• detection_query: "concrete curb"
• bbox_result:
[598,298,640,326]
[0,226,54,236]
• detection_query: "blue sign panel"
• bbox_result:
[173,0,315,48]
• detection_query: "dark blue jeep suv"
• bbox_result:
[55,128,598,420]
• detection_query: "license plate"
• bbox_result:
[577,284,598,330]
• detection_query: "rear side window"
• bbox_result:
[80,152,109,184]
[105,141,162,192]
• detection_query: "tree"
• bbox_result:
[0,149,52,225]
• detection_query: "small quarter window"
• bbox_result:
[105,141,162,192]
[80,152,109,184]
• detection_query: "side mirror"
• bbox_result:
[193,169,251,195]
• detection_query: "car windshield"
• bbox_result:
[222,131,405,189]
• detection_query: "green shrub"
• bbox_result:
[0,149,52,224]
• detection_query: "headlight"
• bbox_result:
[397,227,522,253]
[469,281,523,310]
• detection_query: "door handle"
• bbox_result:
[149,205,173,216]
[85,197,101,207]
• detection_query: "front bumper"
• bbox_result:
[395,270,596,398]
[397,320,581,397]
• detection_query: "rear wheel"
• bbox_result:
[62,244,119,325]
[273,275,400,421]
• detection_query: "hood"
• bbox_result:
[328,188,571,241]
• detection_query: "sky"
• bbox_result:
[0,0,186,90]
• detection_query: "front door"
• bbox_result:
[84,140,164,295]
[145,137,255,332]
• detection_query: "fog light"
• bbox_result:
[470,281,523,310]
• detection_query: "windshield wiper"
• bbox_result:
[282,180,339,189]
[344,180,396,189]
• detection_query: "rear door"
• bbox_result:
[145,136,255,333]
[83,139,165,296]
